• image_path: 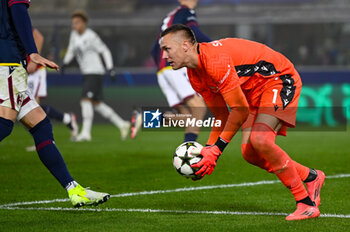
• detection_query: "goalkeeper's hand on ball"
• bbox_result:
[191,145,222,177]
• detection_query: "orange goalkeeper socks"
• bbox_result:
[292,161,310,182]
[241,144,311,182]
[250,123,309,201]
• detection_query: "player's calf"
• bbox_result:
[241,143,272,172]
[0,117,14,142]
[29,116,74,187]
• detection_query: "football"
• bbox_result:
[173,141,203,179]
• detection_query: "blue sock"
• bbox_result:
[41,105,64,122]
[184,133,198,142]
[0,117,14,142]
[29,117,74,188]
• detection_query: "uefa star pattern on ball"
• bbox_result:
[173,141,203,179]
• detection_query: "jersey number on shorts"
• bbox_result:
[272,89,278,104]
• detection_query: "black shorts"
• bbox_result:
[82,75,104,101]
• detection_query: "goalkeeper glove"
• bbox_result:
[191,145,221,177]
[191,137,228,178]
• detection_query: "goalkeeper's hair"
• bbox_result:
[161,24,197,44]
[72,10,88,22]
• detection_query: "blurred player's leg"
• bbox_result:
[94,102,130,140]
[76,75,99,141]
[167,67,205,142]
[41,104,64,124]
[41,105,79,140]
[174,104,197,141]
[130,108,142,139]
[77,99,93,141]
[182,94,206,142]
[68,113,79,140]
[77,74,130,141]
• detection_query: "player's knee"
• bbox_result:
[250,123,275,154]
[29,116,54,145]
[81,98,92,104]
[241,143,258,164]
[92,100,100,106]
[241,143,273,172]
[0,117,14,142]
[250,131,270,154]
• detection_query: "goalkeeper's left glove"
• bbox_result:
[106,68,117,82]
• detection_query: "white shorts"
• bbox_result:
[0,65,39,120]
[27,67,47,98]
[157,67,196,107]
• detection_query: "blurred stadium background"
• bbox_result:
[29,0,349,126]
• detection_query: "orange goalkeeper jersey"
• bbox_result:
[187,38,298,106]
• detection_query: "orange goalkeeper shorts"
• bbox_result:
[242,71,302,136]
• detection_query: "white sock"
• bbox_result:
[94,102,125,128]
[63,113,71,125]
[80,101,94,135]
[65,180,79,191]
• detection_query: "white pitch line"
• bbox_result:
[2,206,350,219]
[110,180,278,198]
[0,173,349,208]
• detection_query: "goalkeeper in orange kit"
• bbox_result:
[159,24,325,221]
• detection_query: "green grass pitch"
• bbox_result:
[0,124,349,231]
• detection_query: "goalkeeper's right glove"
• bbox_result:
[191,145,221,177]
[191,137,228,178]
